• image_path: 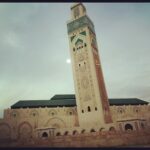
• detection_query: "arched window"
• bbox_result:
[11,111,19,118]
[42,132,48,138]
[125,123,133,131]
[48,110,57,116]
[73,130,78,135]
[135,109,139,113]
[56,132,61,136]
[87,106,91,112]
[133,107,140,113]
[90,129,96,132]
[84,43,87,47]
[81,129,85,134]
[74,7,80,19]
[73,48,75,52]
[67,109,74,116]
[82,110,84,113]
[64,131,69,136]
[95,107,97,111]
[141,123,145,129]
[109,127,116,132]
[99,128,105,132]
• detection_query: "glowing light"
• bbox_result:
[66,59,71,64]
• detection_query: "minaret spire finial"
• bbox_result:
[70,3,86,20]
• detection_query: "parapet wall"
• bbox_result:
[1,130,150,147]
[30,130,150,147]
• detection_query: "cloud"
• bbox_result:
[3,30,21,49]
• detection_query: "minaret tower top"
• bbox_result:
[67,3,112,127]
[70,3,86,20]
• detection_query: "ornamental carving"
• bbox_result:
[84,94,91,101]
[48,110,57,116]
[133,107,140,113]
[11,110,19,119]
[45,117,66,128]
[78,54,84,61]
[74,7,80,18]
[79,64,86,72]
[117,107,125,114]
[30,110,39,117]
[67,16,95,34]
[81,76,89,89]
[18,122,32,140]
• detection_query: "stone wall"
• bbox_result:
[0,106,78,140]
[1,130,150,147]
[110,105,150,122]
[0,104,150,147]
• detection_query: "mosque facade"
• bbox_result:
[0,3,150,147]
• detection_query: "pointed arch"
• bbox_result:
[18,121,32,140]
[64,131,69,136]
[72,34,86,45]
[90,128,96,132]
[125,123,133,131]
[72,130,78,135]
[99,127,105,132]
[45,117,66,128]
[109,126,116,132]
[81,129,86,134]
[42,132,48,138]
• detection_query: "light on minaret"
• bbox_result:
[67,3,112,128]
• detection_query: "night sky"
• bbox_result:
[0,3,150,117]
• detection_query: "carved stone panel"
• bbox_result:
[18,122,32,140]
[67,16,95,34]
[81,76,89,89]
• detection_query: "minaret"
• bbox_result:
[67,3,112,128]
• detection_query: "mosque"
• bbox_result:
[0,3,150,147]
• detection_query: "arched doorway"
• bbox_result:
[18,122,32,141]
[81,129,85,134]
[90,129,96,132]
[64,131,69,136]
[42,132,48,138]
[109,127,116,132]
[125,123,133,131]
